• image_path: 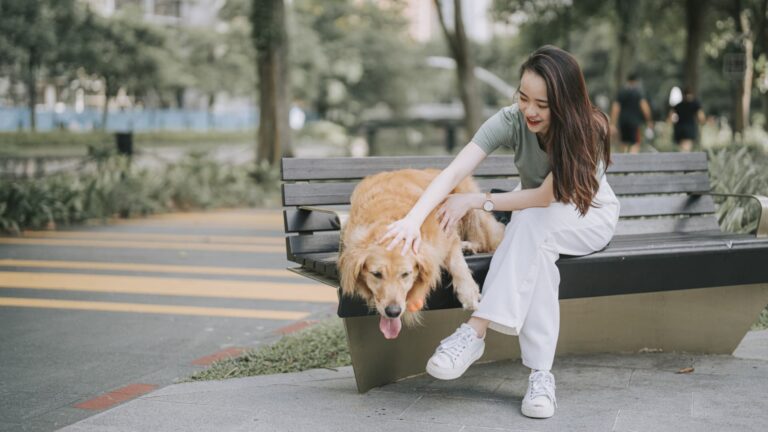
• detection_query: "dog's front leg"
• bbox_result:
[446,243,481,310]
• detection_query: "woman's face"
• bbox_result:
[518,70,551,136]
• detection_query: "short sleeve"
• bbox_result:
[470,105,523,155]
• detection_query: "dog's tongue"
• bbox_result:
[379,316,402,339]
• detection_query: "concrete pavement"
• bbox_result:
[0,209,336,431]
[56,329,768,432]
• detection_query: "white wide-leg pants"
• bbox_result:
[472,176,620,371]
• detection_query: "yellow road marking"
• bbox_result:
[0,272,336,303]
[0,259,303,279]
[20,231,284,245]
[0,297,309,320]
[0,238,285,253]
[111,211,283,228]
[0,272,337,303]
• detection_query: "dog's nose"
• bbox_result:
[384,305,401,318]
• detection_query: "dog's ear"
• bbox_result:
[338,247,368,298]
[338,224,371,299]
[412,243,442,293]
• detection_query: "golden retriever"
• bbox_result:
[338,168,505,339]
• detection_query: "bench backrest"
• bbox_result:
[281,152,717,263]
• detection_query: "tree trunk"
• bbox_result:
[613,0,638,94]
[253,0,293,168]
[683,0,707,94]
[207,93,215,130]
[759,0,768,131]
[731,2,753,138]
[25,58,37,131]
[434,0,483,137]
[101,78,110,131]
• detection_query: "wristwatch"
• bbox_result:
[482,192,495,212]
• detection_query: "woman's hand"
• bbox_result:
[437,193,474,234]
[378,217,422,256]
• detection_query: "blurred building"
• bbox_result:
[405,0,493,43]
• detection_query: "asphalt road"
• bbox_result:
[0,208,337,432]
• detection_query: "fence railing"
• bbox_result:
[0,107,258,132]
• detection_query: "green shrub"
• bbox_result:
[0,150,280,233]
[707,145,768,234]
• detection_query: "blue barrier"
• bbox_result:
[0,107,259,132]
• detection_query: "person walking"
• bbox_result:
[670,87,705,152]
[610,73,654,153]
[379,45,620,419]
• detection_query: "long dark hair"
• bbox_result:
[520,45,611,216]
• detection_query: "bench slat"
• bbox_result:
[613,215,720,236]
[286,195,716,259]
[287,233,341,260]
[283,173,712,208]
[281,152,709,181]
[606,173,710,195]
[619,194,715,217]
[283,178,519,207]
[282,156,519,181]
[285,206,720,235]
[291,233,768,315]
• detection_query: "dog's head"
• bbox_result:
[338,223,439,339]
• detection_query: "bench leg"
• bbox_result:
[343,283,768,392]
[557,283,768,355]
[343,308,521,393]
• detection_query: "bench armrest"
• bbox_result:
[298,205,350,230]
[697,192,768,238]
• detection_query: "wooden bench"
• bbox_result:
[281,152,768,393]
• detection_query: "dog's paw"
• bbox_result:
[460,241,480,255]
[455,280,481,310]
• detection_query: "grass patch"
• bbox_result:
[753,307,768,331]
[187,318,351,382]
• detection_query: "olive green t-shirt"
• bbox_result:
[471,104,550,190]
[471,104,606,189]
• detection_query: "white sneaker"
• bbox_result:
[425,323,485,380]
[521,370,557,419]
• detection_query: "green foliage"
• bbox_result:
[289,0,419,126]
[187,318,350,381]
[707,144,768,234]
[0,151,280,234]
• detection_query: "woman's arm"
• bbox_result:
[379,142,488,255]
[436,173,555,232]
[407,142,488,225]
[488,172,555,211]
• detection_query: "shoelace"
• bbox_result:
[435,328,475,363]
[528,371,558,408]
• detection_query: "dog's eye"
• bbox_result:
[371,271,382,279]
[401,272,411,279]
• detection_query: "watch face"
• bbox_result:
[483,200,494,212]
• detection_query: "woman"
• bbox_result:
[378,45,620,419]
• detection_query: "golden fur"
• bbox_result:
[337,168,505,338]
